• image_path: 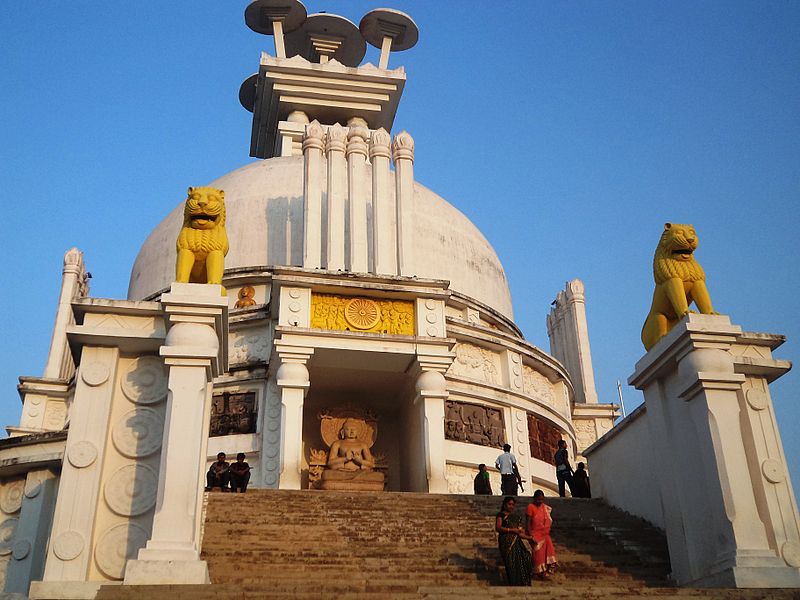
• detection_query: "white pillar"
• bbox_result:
[302,120,325,269]
[369,128,396,275]
[629,314,800,588]
[274,345,313,490]
[325,123,347,271]
[124,283,227,585]
[346,119,369,273]
[392,131,415,277]
[414,370,448,494]
[44,248,88,380]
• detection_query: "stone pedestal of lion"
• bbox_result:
[309,408,385,491]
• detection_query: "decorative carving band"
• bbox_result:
[311,293,414,335]
[0,518,18,555]
[94,523,149,580]
[67,441,98,469]
[0,481,24,514]
[53,530,84,561]
[120,356,167,405]
[112,408,164,458]
[81,362,110,387]
[444,400,504,448]
[104,464,158,517]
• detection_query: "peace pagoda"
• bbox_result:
[2,2,799,598]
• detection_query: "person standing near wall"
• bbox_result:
[554,440,574,497]
[496,444,523,496]
[474,463,493,495]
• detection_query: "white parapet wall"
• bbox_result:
[583,404,663,529]
[586,314,800,589]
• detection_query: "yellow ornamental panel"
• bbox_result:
[310,294,415,335]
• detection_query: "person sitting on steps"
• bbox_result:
[229,452,251,493]
[206,452,230,492]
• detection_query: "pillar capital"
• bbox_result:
[159,283,228,377]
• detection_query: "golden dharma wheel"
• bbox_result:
[344,298,381,330]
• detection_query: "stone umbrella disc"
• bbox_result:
[284,13,367,67]
[359,8,419,51]
[245,0,308,35]
[239,73,258,112]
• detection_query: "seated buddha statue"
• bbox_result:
[320,418,384,491]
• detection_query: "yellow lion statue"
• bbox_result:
[641,223,717,351]
[175,186,229,294]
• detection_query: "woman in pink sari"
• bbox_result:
[526,489,557,579]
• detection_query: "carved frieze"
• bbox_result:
[210,391,257,437]
[310,293,414,335]
[527,414,563,465]
[573,419,598,453]
[449,343,500,385]
[229,329,270,365]
[522,365,555,406]
[445,400,505,448]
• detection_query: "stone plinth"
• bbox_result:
[629,313,800,588]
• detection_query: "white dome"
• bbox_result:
[128,156,514,319]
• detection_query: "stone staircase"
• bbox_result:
[95,490,798,599]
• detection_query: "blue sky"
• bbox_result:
[3,2,799,484]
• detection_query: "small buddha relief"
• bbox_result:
[234,286,257,309]
[308,408,385,491]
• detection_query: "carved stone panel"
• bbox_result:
[449,343,500,385]
[210,391,257,437]
[522,365,555,406]
[444,400,505,448]
[310,293,414,335]
[527,414,563,465]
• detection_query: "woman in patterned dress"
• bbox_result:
[495,496,533,585]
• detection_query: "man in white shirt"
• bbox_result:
[495,444,523,496]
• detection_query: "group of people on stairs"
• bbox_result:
[480,439,592,585]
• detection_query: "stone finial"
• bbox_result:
[302,120,325,152]
[392,130,414,163]
[325,123,347,154]
[346,125,369,158]
[369,128,391,159]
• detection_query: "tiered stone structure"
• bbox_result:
[548,279,618,461]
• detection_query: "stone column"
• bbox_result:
[370,128,397,275]
[548,280,599,405]
[629,313,800,588]
[124,283,227,585]
[274,344,313,490]
[392,131,414,276]
[325,123,347,271]
[44,248,88,380]
[302,120,325,269]
[346,119,369,273]
[42,346,119,583]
